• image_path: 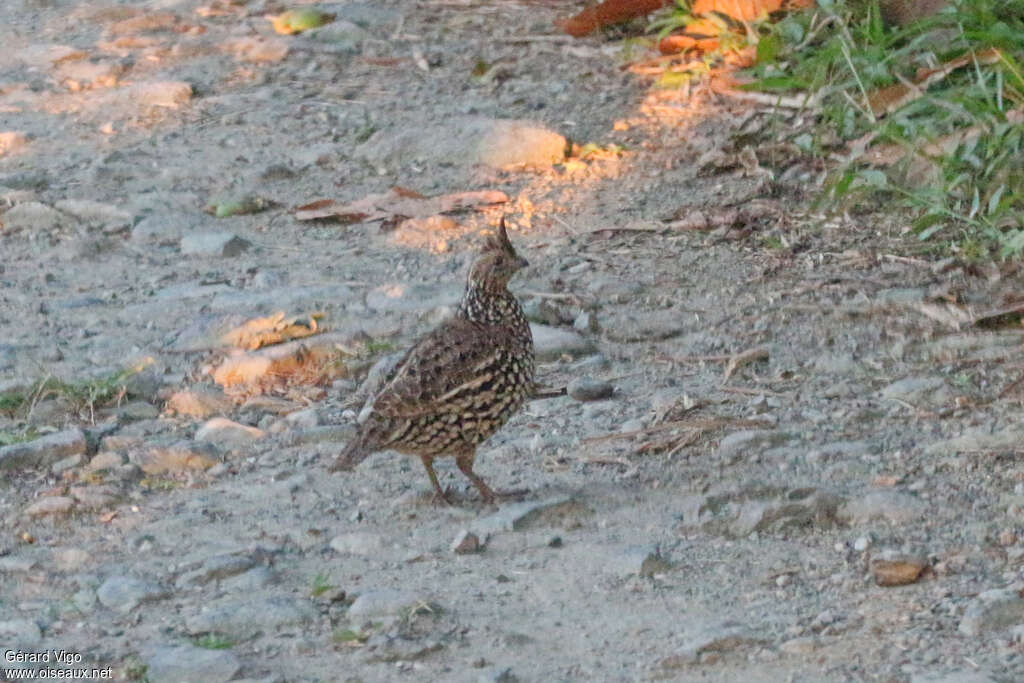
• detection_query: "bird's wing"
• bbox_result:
[368,316,518,420]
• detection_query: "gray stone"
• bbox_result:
[472,496,582,534]
[88,451,126,471]
[573,310,598,333]
[222,566,276,592]
[567,377,613,402]
[924,423,1024,457]
[0,619,42,646]
[144,644,242,683]
[473,119,565,168]
[131,441,221,474]
[1,201,67,233]
[330,532,387,556]
[363,636,443,663]
[70,485,119,510]
[53,199,133,231]
[730,488,842,537]
[284,408,320,429]
[24,496,76,517]
[358,117,565,170]
[52,547,90,571]
[51,453,84,474]
[131,212,202,242]
[96,575,169,613]
[778,636,818,655]
[348,589,426,618]
[72,588,97,613]
[176,553,258,588]
[180,231,251,257]
[837,490,926,525]
[110,400,160,421]
[0,428,87,470]
[879,376,950,404]
[195,417,266,449]
[716,430,791,461]
[958,589,1024,636]
[530,325,596,362]
[282,424,354,447]
[0,556,37,573]
[128,80,192,108]
[165,387,235,419]
[185,596,315,637]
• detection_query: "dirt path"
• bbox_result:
[2,1,1023,682]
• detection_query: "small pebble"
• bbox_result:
[567,376,613,402]
[451,530,481,555]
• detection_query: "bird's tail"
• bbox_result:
[329,432,371,473]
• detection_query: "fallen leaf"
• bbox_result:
[294,187,508,223]
[221,311,323,350]
[213,333,352,396]
[206,195,272,218]
[557,0,669,38]
[692,0,787,20]
[868,48,1001,117]
[269,8,334,35]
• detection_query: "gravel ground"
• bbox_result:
[2,1,1024,682]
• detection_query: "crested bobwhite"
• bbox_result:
[330,217,534,503]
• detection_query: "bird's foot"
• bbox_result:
[430,485,457,507]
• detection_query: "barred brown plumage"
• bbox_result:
[329,217,535,504]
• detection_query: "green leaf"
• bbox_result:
[912,213,946,239]
[988,184,1007,215]
[756,34,782,65]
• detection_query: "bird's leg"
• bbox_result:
[455,452,499,504]
[420,456,453,505]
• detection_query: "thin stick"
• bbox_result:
[531,386,567,400]
[722,346,770,384]
[719,386,784,397]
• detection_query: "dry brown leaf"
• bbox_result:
[213,333,350,396]
[692,0,783,19]
[557,0,669,38]
[868,48,1001,117]
[220,311,322,350]
[294,187,508,223]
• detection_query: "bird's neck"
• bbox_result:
[458,281,524,327]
